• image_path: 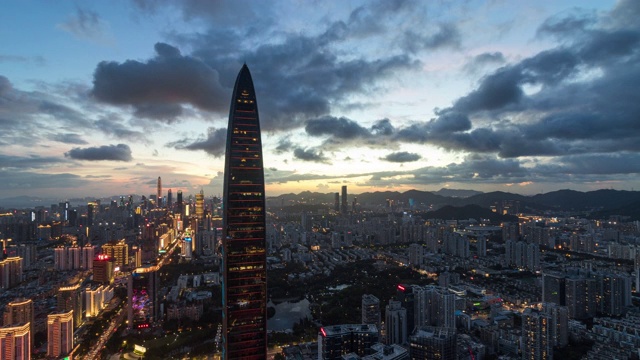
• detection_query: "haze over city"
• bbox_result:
[2,0,639,201]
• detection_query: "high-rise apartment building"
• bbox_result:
[0,323,30,360]
[361,294,381,334]
[57,283,82,329]
[47,310,73,358]
[414,285,456,330]
[222,64,267,359]
[409,326,456,360]
[0,257,23,289]
[318,324,379,360]
[3,298,34,345]
[522,308,553,360]
[385,300,407,345]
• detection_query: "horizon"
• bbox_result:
[1,1,639,200]
[1,186,637,208]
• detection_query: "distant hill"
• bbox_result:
[419,204,518,223]
[434,188,483,198]
[530,189,640,210]
[266,189,640,213]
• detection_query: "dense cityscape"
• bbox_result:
[2,179,640,359]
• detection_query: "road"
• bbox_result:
[84,307,126,360]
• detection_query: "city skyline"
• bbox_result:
[1,0,639,200]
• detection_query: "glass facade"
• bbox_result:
[222,64,267,359]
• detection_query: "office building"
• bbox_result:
[361,294,381,334]
[93,254,115,284]
[102,240,129,267]
[409,326,456,360]
[318,324,379,360]
[0,323,30,360]
[196,189,204,224]
[385,300,407,345]
[341,186,348,214]
[47,310,73,358]
[128,265,159,329]
[222,64,267,359]
[57,283,82,329]
[168,188,173,209]
[157,176,162,208]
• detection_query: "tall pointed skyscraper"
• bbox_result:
[157,176,162,208]
[222,64,267,359]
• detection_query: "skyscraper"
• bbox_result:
[196,189,205,225]
[157,176,162,208]
[222,64,267,360]
[341,185,348,214]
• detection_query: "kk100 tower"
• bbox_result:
[222,64,267,359]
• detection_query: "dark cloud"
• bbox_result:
[166,127,227,157]
[65,144,133,161]
[0,170,88,191]
[91,42,228,122]
[293,148,330,164]
[0,154,66,169]
[371,119,395,136]
[305,116,370,139]
[382,1,640,164]
[52,133,88,145]
[464,52,506,73]
[382,152,421,163]
[274,138,293,154]
[178,3,421,131]
[95,118,145,141]
[402,23,461,54]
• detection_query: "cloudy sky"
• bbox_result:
[1,0,639,200]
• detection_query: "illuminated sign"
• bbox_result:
[397,284,406,292]
[320,327,327,337]
[97,254,110,261]
[134,344,147,354]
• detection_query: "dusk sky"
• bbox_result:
[1,0,639,201]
